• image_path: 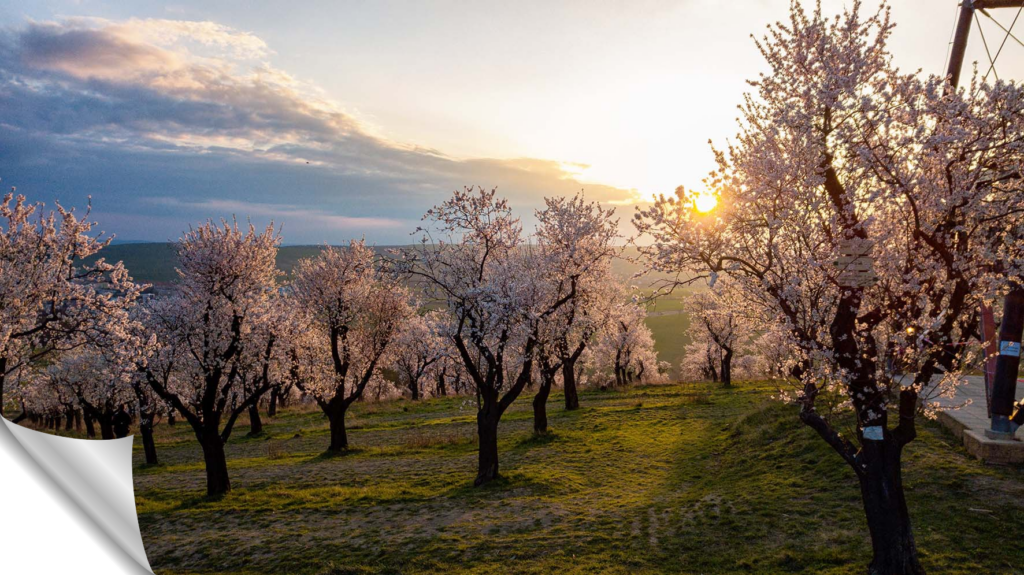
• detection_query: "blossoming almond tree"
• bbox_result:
[141,220,282,496]
[43,351,134,440]
[0,191,139,417]
[683,283,750,387]
[400,187,576,485]
[530,193,619,432]
[392,310,448,400]
[229,302,289,438]
[634,2,1024,572]
[534,193,619,417]
[591,300,662,387]
[291,240,414,453]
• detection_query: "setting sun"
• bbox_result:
[691,190,719,213]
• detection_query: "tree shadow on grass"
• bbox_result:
[440,470,558,500]
[307,448,367,462]
[513,430,562,449]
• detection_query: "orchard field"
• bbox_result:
[119,381,1024,575]
[5,3,1024,574]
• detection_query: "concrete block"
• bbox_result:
[937,411,967,440]
[963,429,1024,464]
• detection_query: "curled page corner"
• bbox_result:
[1,417,153,574]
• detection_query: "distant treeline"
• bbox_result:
[85,243,661,285]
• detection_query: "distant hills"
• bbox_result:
[86,243,665,286]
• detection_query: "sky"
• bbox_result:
[1,0,1023,244]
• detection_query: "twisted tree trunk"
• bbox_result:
[475,402,500,486]
[247,403,263,437]
[268,387,279,417]
[0,355,6,415]
[140,412,158,465]
[199,433,230,496]
[533,375,552,435]
[84,412,96,438]
[720,347,733,387]
[325,399,349,452]
[859,438,923,575]
[97,413,114,440]
[562,359,579,411]
[437,368,448,397]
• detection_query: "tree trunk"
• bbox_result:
[268,387,279,417]
[99,416,114,440]
[721,348,733,387]
[562,359,580,410]
[475,403,500,486]
[860,440,924,575]
[140,413,158,465]
[64,409,74,431]
[247,403,263,437]
[437,370,448,397]
[84,412,96,438]
[408,377,420,400]
[167,409,176,427]
[533,376,552,435]
[0,355,6,414]
[326,401,349,452]
[200,436,230,496]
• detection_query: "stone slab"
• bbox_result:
[963,429,1024,464]
[932,375,1024,463]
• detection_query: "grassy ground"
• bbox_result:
[125,381,1024,574]
[645,313,691,374]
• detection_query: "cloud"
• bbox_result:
[0,17,640,243]
[103,18,271,59]
[17,21,180,79]
[148,197,407,235]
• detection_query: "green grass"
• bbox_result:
[119,382,1024,574]
[645,313,691,374]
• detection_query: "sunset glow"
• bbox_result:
[691,190,719,213]
[0,0,1021,244]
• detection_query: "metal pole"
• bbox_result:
[977,0,1024,9]
[988,289,1024,437]
[945,0,1024,438]
[947,1,976,89]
